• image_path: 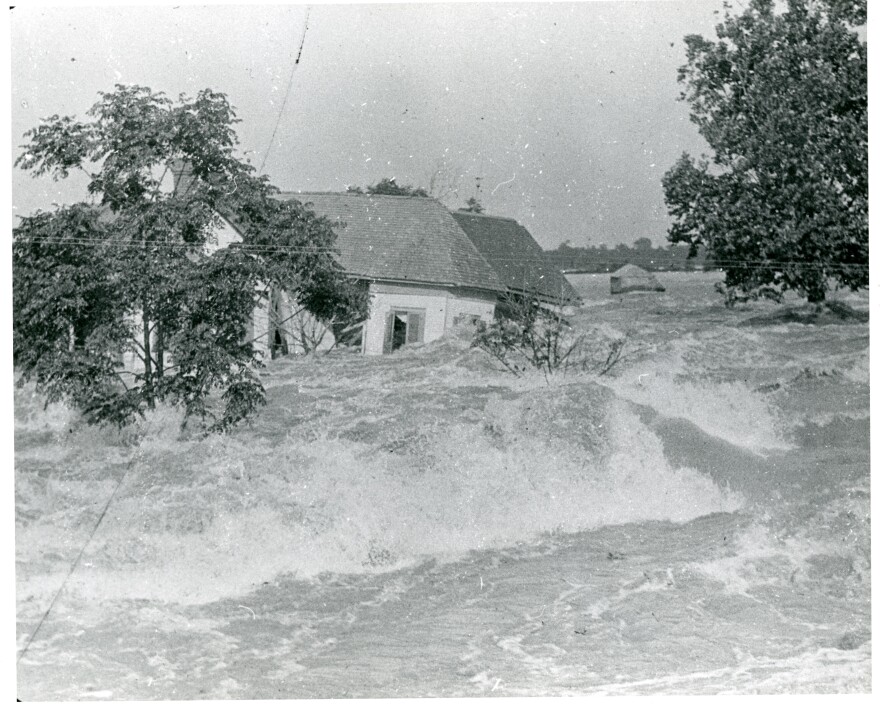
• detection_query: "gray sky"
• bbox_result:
[10,1,726,249]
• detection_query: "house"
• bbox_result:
[609,263,666,294]
[451,211,581,312]
[266,192,506,355]
[165,163,579,357]
[162,167,503,357]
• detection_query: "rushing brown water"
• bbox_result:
[15,272,870,698]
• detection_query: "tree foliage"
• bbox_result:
[546,239,711,274]
[662,0,867,304]
[347,177,429,197]
[14,85,367,431]
[459,197,485,214]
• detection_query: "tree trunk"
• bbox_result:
[805,282,826,305]
[156,320,164,380]
[142,305,154,407]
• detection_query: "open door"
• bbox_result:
[383,309,426,353]
[405,312,422,345]
[383,312,394,354]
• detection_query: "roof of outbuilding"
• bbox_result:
[611,263,658,278]
[277,192,505,292]
[451,212,581,305]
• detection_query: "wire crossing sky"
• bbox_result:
[258,4,312,175]
[10,1,727,249]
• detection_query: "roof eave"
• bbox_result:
[504,286,582,305]
[353,273,504,293]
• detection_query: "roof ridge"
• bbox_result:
[437,213,504,294]
[279,190,439,202]
[452,210,520,223]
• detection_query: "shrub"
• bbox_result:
[473,295,650,378]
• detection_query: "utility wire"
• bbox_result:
[17,457,136,664]
[13,247,865,271]
[16,237,339,253]
[11,236,869,270]
[258,6,311,175]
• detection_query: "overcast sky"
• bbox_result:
[10,1,728,249]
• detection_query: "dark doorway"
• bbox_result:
[383,309,425,353]
[391,314,408,351]
[272,329,289,359]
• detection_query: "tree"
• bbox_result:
[425,159,463,203]
[14,85,367,431]
[459,197,485,214]
[347,177,429,197]
[662,0,867,304]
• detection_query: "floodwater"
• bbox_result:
[15,272,870,698]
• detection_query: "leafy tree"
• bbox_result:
[544,240,711,274]
[459,197,485,214]
[662,0,867,304]
[14,84,367,431]
[347,177,429,197]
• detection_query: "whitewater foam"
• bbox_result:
[607,331,790,457]
[29,393,743,605]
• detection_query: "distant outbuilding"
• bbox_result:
[610,264,666,294]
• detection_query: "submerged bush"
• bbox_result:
[473,295,650,378]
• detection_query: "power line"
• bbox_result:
[258,6,311,175]
[17,457,136,664]
[10,236,869,270]
[12,237,340,255]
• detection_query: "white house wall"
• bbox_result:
[250,289,336,359]
[173,210,501,359]
[249,296,272,361]
[444,291,498,332]
[205,216,243,255]
[363,282,497,355]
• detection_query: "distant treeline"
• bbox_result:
[545,239,713,274]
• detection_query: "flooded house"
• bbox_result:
[268,192,506,355]
[281,195,585,355]
[169,162,578,357]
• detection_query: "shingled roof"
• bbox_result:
[451,212,581,305]
[276,192,505,292]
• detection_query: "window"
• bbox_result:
[453,313,481,328]
[383,309,426,353]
